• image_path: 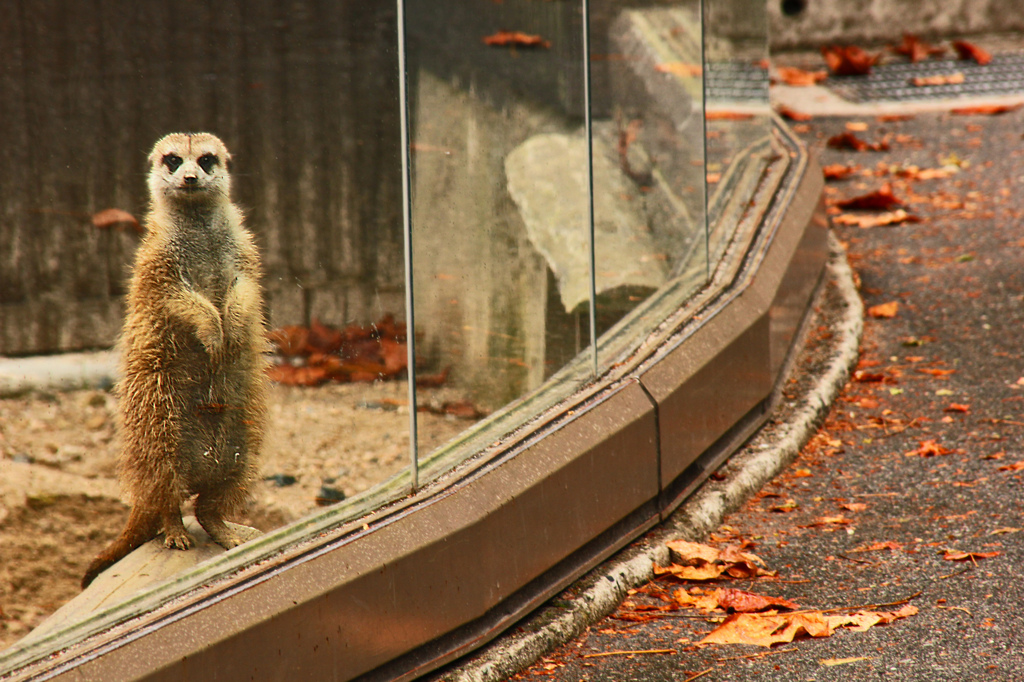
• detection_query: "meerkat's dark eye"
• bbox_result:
[162,153,183,173]
[197,153,218,174]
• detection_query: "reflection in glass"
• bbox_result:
[402,0,593,477]
[703,0,773,261]
[589,1,708,361]
[0,0,414,658]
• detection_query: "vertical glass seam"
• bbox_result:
[396,0,418,490]
[582,0,598,377]
[699,0,711,282]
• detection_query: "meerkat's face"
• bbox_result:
[147,133,233,205]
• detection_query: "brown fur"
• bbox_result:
[82,133,268,589]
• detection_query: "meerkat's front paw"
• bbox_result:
[164,529,195,550]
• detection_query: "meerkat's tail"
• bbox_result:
[81,505,162,589]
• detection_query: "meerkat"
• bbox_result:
[82,133,269,588]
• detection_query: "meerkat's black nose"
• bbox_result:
[184,175,198,185]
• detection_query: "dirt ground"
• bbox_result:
[0,379,470,650]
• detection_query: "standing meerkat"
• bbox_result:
[82,133,269,588]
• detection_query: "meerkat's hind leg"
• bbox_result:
[194,491,245,549]
[161,504,195,550]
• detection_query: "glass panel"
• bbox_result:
[0,0,406,658]
[403,0,593,481]
[589,0,709,362]
[703,0,773,262]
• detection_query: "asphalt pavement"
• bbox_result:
[437,80,1024,680]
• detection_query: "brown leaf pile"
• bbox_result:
[654,540,773,581]
[827,132,890,152]
[267,315,412,386]
[835,184,903,211]
[891,33,946,62]
[821,45,879,76]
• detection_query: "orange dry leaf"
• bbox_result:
[821,45,879,76]
[943,550,1000,561]
[774,66,828,86]
[822,163,860,180]
[835,184,903,211]
[841,502,868,512]
[850,540,902,552]
[867,301,899,318]
[699,605,917,647]
[706,111,755,121]
[777,105,813,122]
[827,132,890,152]
[656,540,773,581]
[482,31,551,49]
[997,461,1024,472]
[905,439,952,457]
[655,62,702,77]
[918,367,955,377]
[896,165,956,180]
[891,33,945,62]
[944,403,970,413]
[912,73,965,87]
[92,208,142,233]
[952,103,1023,116]
[715,588,799,613]
[833,210,921,228]
[952,40,992,65]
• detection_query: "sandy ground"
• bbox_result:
[0,380,470,650]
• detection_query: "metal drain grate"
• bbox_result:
[826,52,1024,102]
[705,61,770,102]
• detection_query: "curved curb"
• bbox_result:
[432,232,863,682]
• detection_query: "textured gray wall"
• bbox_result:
[769,0,1024,50]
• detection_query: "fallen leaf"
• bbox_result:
[92,208,142,233]
[821,656,874,667]
[905,439,952,457]
[911,73,965,87]
[827,132,890,152]
[890,33,945,62]
[833,210,921,228]
[952,103,1023,116]
[776,105,813,121]
[482,31,551,49]
[835,184,903,211]
[997,461,1024,472]
[896,165,956,180]
[867,301,899,318]
[919,368,955,377]
[699,604,915,647]
[850,540,902,552]
[943,550,1000,561]
[822,163,860,180]
[655,62,702,77]
[821,45,879,76]
[705,111,755,121]
[774,66,828,86]
[770,499,799,513]
[952,40,992,65]
[841,502,868,512]
[657,540,773,581]
[714,588,799,613]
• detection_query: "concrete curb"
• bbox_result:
[432,233,863,682]
[0,351,117,398]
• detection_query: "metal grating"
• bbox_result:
[705,61,770,102]
[826,52,1024,102]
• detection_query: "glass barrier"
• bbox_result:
[589,0,708,364]
[702,0,773,261]
[401,0,594,482]
[0,0,408,652]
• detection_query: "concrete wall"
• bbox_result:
[769,0,1024,50]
